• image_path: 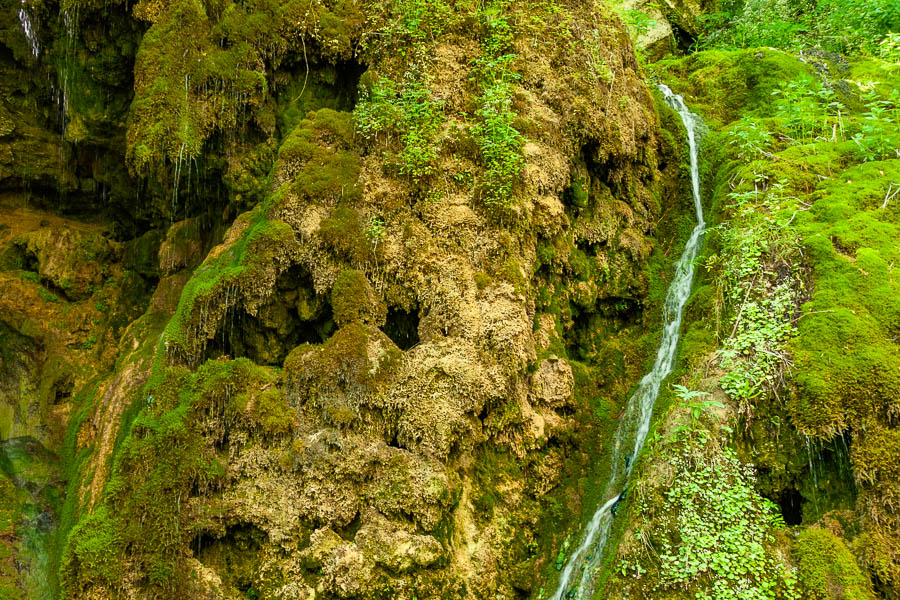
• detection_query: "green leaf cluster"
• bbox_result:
[471,1,525,209]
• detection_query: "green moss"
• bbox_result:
[277,109,360,203]
[0,473,24,600]
[565,178,590,208]
[319,203,371,263]
[793,527,874,600]
[227,387,297,438]
[284,323,400,427]
[789,159,900,434]
[61,505,124,592]
[331,269,385,327]
[225,140,278,214]
[61,359,278,596]
[660,45,900,596]
[654,49,813,125]
[474,271,492,290]
[164,203,298,364]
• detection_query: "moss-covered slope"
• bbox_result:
[602,48,900,600]
[0,0,691,598]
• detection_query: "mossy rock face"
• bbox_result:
[654,49,813,125]
[15,227,120,301]
[0,105,14,137]
[46,0,681,597]
[647,46,900,599]
[793,527,875,600]
[284,322,400,431]
[275,108,360,203]
[331,269,386,327]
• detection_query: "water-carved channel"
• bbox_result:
[551,86,707,600]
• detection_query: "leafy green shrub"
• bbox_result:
[471,1,525,209]
[850,90,900,161]
[655,445,798,600]
[355,68,444,180]
[728,116,774,159]
[771,78,845,143]
[701,0,900,55]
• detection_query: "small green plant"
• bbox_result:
[654,445,798,600]
[728,117,773,160]
[20,271,40,284]
[365,215,385,250]
[355,67,444,180]
[850,90,900,161]
[471,1,525,210]
[39,288,60,303]
[623,7,658,40]
[771,78,845,143]
[673,384,722,423]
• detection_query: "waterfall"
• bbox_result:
[549,85,706,600]
[18,0,40,58]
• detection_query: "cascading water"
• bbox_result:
[18,0,40,58]
[550,85,706,600]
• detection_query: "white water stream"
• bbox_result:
[18,0,40,58]
[549,85,706,600]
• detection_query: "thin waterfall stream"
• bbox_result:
[550,85,706,600]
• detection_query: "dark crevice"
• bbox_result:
[337,512,364,541]
[51,373,74,405]
[202,265,335,366]
[575,238,602,257]
[273,54,366,140]
[669,21,697,54]
[192,524,264,591]
[777,487,804,526]
[382,306,420,350]
[1,242,39,272]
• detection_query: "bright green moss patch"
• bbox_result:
[226,387,297,438]
[793,527,874,600]
[654,49,813,125]
[789,159,900,435]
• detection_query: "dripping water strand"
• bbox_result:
[57,7,78,139]
[18,0,40,58]
[172,143,186,224]
[550,85,706,600]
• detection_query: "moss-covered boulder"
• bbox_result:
[794,527,875,600]
[331,269,386,327]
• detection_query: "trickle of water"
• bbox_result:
[18,0,40,58]
[803,435,821,520]
[550,85,706,600]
